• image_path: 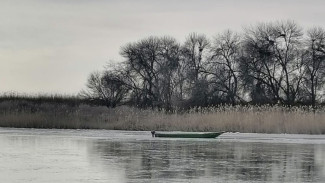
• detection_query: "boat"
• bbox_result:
[151,131,225,138]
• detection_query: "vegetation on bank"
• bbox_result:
[2,20,325,134]
[0,95,324,134]
[82,20,325,111]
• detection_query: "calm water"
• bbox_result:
[0,128,325,183]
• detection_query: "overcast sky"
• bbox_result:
[1,0,325,95]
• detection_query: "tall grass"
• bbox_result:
[0,97,324,134]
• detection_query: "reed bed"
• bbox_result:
[0,100,324,134]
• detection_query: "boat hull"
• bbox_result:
[153,132,224,138]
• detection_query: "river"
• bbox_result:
[0,128,324,182]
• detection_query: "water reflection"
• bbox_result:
[90,139,325,182]
[1,129,324,183]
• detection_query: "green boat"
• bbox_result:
[151,131,225,138]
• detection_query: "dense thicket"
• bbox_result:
[83,20,325,109]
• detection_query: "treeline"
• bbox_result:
[0,93,81,104]
[0,93,108,108]
[82,20,325,110]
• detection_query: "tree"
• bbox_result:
[302,27,325,107]
[84,20,325,109]
[180,33,210,106]
[181,33,210,81]
[156,37,180,110]
[240,20,304,104]
[81,70,130,108]
[271,20,304,104]
[240,22,281,104]
[120,37,160,108]
[120,36,180,110]
[206,30,242,105]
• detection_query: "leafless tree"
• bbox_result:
[120,36,180,110]
[81,70,130,108]
[302,27,325,107]
[206,30,242,105]
[272,20,304,104]
[181,33,210,81]
[84,20,325,109]
[120,37,160,108]
[240,20,304,104]
[156,36,180,110]
[180,33,210,106]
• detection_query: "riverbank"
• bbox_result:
[0,98,324,134]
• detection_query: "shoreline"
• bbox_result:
[1,128,325,146]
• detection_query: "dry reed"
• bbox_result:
[0,101,324,134]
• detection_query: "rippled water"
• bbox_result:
[0,128,324,183]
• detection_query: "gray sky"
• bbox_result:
[1,0,324,95]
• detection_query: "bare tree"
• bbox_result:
[272,20,304,104]
[240,22,281,103]
[84,20,325,109]
[156,36,180,110]
[81,70,130,108]
[180,33,210,106]
[181,33,210,81]
[302,27,325,107]
[206,30,242,105]
[120,37,160,108]
[240,21,304,104]
[120,36,180,110]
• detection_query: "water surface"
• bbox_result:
[0,128,324,182]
